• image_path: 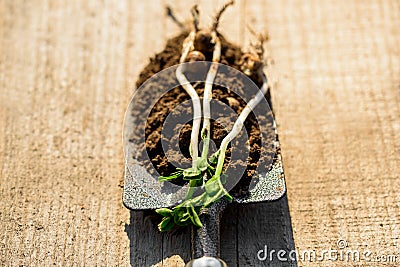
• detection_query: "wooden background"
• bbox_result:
[0,0,399,266]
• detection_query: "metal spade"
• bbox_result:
[122,63,286,266]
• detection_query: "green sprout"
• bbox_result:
[156,0,270,232]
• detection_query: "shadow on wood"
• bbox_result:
[220,194,297,267]
[124,194,296,266]
[125,210,191,266]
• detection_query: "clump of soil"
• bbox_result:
[130,32,276,198]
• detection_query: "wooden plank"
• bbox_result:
[237,196,297,267]
[126,211,163,266]
[220,204,238,266]
[162,224,191,266]
[260,0,400,266]
[0,0,399,267]
[0,0,133,266]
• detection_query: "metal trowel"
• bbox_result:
[122,62,286,266]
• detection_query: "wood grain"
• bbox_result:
[1,0,399,266]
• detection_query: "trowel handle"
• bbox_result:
[185,198,228,267]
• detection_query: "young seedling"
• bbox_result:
[199,0,234,173]
[212,68,270,176]
[212,33,270,185]
[157,1,274,232]
[175,5,202,178]
[157,5,206,231]
[161,1,231,178]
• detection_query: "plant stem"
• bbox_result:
[199,0,233,163]
[176,65,201,168]
[211,0,235,31]
[176,5,201,170]
[185,180,198,200]
[178,5,199,63]
[200,32,221,161]
[179,32,196,64]
[215,68,270,177]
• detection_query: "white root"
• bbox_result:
[175,5,201,168]
[200,31,221,159]
[211,0,235,31]
[178,1,232,167]
[179,5,199,64]
[200,1,232,161]
[179,32,196,64]
[175,66,201,167]
[215,68,270,175]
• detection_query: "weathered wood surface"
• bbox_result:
[1,0,399,266]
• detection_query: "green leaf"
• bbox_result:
[204,179,232,207]
[173,207,191,226]
[220,173,227,184]
[188,194,207,207]
[158,217,175,232]
[204,191,224,208]
[185,179,203,191]
[204,188,233,207]
[183,174,202,181]
[209,152,219,165]
[158,170,183,182]
[187,205,203,228]
[197,158,208,172]
[206,165,216,176]
[224,192,233,201]
[205,177,220,196]
[183,167,202,179]
[156,208,173,217]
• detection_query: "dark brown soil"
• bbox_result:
[130,32,276,198]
